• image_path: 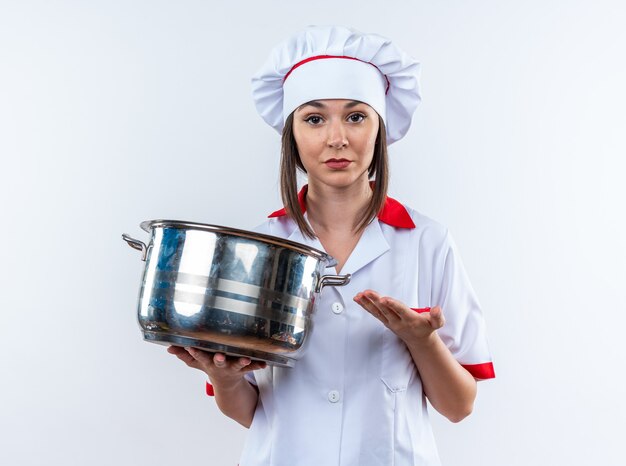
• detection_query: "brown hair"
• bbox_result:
[279,112,389,239]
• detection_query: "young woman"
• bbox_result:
[168,25,495,465]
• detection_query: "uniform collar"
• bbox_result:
[282,206,392,277]
[268,184,416,229]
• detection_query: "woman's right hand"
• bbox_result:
[167,346,266,390]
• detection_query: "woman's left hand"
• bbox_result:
[353,290,445,343]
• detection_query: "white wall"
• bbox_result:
[1,1,624,465]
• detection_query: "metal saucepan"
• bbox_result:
[123,220,351,367]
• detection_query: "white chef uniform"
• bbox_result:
[205,186,495,466]
[206,25,496,466]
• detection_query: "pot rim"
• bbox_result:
[140,219,332,263]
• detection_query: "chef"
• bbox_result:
[168,25,495,465]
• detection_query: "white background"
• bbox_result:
[1,1,625,465]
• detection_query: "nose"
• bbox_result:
[326,119,348,149]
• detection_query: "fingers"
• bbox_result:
[429,305,445,329]
[187,348,231,370]
[241,361,267,372]
[354,291,406,321]
[167,345,201,367]
[167,345,185,355]
[354,291,393,324]
[211,351,227,367]
[354,292,447,330]
[202,350,266,373]
[213,353,252,371]
[167,346,266,373]
[376,295,407,320]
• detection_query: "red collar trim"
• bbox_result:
[268,185,416,229]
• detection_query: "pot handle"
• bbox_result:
[122,233,149,261]
[316,274,351,293]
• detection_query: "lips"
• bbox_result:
[325,158,351,169]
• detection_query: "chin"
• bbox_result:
[313,173,368,189]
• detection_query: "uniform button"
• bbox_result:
[331,302,344,314]
[328,390,340,403]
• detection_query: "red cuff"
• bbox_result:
[461,362,496,380]
[206,382,215,396]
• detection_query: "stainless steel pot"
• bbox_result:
[123,220,351,367]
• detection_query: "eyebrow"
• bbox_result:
[298,100,363,110]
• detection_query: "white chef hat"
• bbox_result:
[251,25,421,145]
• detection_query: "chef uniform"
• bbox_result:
[206,26,496,466]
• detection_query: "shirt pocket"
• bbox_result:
[380,327,416,392]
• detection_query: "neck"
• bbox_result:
[305,178,373,233]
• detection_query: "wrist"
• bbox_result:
[209,375,247,394]
[403,330,440,350]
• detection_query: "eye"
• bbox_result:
[304,115,324,125]
[348,113,366,123]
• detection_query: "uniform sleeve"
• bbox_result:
[430,230,495,380]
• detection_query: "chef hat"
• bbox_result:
[251,25,421,145]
